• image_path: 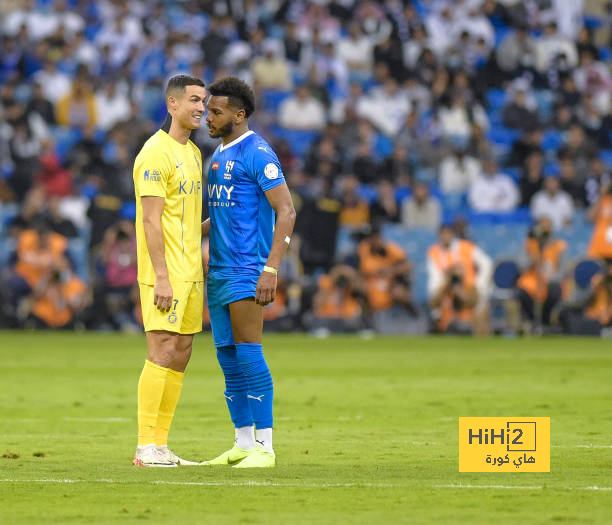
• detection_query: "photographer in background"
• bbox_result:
[517,217,567,332]
[306,264,367,334]
[427,225,492,334]
[588,181,612,259]
[85,220,138,330]
[357,224,413,321]
[430,262,478,334]
[560,259,612,336]
[24,262,88,329]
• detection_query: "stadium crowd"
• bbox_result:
[2,0,612,336]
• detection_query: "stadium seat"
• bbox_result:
[542,129,564,152]
[0,203,19,236]
[599,149,612,168]
[573,258,602,289]
[598,47,612,62]
[269,126,320,158]
[485,89,508,111]
[261,90,291,113]
[583,14,603,29]
[493,260,520,289]
[486,126,521,147]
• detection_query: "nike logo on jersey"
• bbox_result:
[175,161,183,169]
[224,394,235,402]
[247,394,265,402]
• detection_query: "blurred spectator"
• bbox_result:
[558,155,587,207]
[468,158,519,212]
[357,225,412,315]
[530,172,574,230]
[370,179,399,223]
[339,175,370,227]
[32,60,70,104]
[337,22,373,76]
[496,25,537,76]
[278,84,326,130]
[438,90,489,143]
[35,146,72,197]
[356,76,410,137]
[252,39,292,90]
[27,81,55,125]
[295,179,341,274]
[502,80,540,131]
[56,77,97,129]
[535,21,578,75]
[573,49,611,115]
[439,147,481,194]
[95,81,131,131]
[517,218,566,329]
[401,181,441,231]
[519,151,544,206]
[585,156,612,207]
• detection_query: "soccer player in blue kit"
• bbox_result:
[200,77,296,468]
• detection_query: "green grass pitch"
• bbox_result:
[1,332,611,524]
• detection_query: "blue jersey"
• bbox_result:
[207,130,285,271]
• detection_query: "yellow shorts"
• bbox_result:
[139,281,204,334]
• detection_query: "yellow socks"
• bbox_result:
[137,360,168,447]
[154,368,184,447]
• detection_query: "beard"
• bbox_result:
[209,120,234,138]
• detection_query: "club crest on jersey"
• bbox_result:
[224,160,234,180]
[212,162,219,170]
[264,163,279,180]
[168,312,177,324]
[144,170,161,182]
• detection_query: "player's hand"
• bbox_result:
[154,276,173,311]
[256,271,277,306]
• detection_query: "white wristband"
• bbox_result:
[263,265,278,275]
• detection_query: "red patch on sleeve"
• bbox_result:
[212,162,219,170]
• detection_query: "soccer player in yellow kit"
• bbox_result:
[132,75,206,467]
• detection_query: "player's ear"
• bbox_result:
[235,108,246,123]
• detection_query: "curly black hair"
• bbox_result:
[207,76,256,118]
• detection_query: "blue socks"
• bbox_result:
[235,343,274,429]
[216,343,274,430]
[216,346,252,428]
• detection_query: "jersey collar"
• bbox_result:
[219,130,255,152]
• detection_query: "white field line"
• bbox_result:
[0,479,611,491]
[0,478,393,488]
[436,484,612,491]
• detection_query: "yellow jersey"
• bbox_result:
[133,129,203,284]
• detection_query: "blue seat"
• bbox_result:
[486,126,521,146]
[600,150,612,168]
[486,89,508,111]
[270,126,319,158]
[598,47,611,62]
[542,129,563,152]
[493,260,519,289]
[574,259,602,289]
[584,14,603,29]
[261,90,291,113]
[67,238,89,281]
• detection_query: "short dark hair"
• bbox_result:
[165,74,205,97]
[208,76,255,117]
